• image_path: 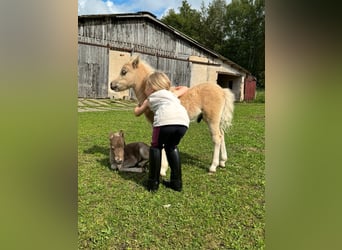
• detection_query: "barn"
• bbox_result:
[78,12,255,101]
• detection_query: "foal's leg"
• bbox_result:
[119,158,145,173]
[219,134,227,167]
[208,121,222,173]
[119,167,145,173]
[160,149,168,177]
[122,158,138,168]
[205,100,225,173]
[138,159,149,168]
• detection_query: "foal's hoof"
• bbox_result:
[219,161,226,167]
[208,169,216,175]
[209,166,217,174]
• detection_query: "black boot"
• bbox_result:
[163,147,182,192]
[147,147,161,192]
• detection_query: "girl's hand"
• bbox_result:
[134,99,148,116]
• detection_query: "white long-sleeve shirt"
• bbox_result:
[148,89,190,128]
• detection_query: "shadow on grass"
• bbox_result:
[116,151,207,188]
[84,144,148,188]
[118,171,148,189]
[83,144,110,168]
[83,144,209,187]
[84,145,107,156]
[180,151,209,173]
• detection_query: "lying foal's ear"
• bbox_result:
[109,132,114,139]
[119,130,124,137]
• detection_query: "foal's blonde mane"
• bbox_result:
[132,57,154,104]
[129,57,155,123]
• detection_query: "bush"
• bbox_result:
[254,89,265,103]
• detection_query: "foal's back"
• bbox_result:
[179,83,225,120]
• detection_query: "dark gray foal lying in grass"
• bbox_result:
[109,130,149,173]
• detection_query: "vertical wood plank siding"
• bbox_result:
[78,15,239,98]
[78,43,108,98]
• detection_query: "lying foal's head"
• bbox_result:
[109,130,125,169]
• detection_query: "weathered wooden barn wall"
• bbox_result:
[78,13,251,100]
[139,55,191,87]
[78,15,208,89]
[78,43,108,98]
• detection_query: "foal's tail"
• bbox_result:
[220,89,235,133]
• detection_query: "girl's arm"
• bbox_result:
[134,99,149,116]
[170,86,189,97]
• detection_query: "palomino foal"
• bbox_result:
[110,56,235,174]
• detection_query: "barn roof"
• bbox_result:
[78,12,250,75]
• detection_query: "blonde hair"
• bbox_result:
[145,71,171,91]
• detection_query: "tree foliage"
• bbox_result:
[161,0,202,42]
[161,0,265,88]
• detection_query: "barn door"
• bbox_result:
[78,63,100,98]
[78,43,108,98]
[108,50,131,99]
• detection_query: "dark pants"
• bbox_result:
[151,125,188,152]
[148,125,187,192]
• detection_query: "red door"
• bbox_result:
[244,77,256,101]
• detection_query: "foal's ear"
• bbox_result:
[119,130,124,137]
[132,56,140,69]
[109,132,114,139]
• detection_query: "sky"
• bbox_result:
[78,0,227,19]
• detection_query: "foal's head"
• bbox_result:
[110,56,153,92]
[109,130,125,169]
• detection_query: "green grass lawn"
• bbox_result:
[78,103,265,249]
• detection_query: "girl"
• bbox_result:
[134,72,189,192]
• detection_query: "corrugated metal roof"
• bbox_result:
[78,12,250,75]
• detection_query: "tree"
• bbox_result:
[200,0,227,53]
[223,0,265,87]
[161,0,202,41]
[161,0,265,88]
